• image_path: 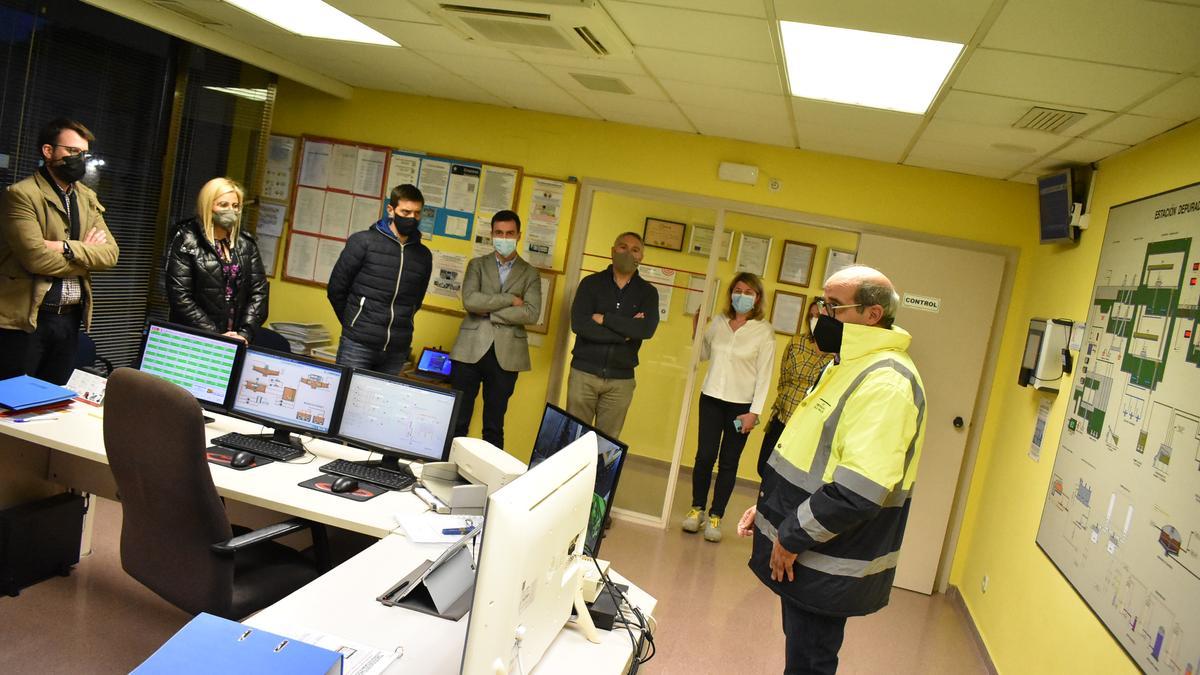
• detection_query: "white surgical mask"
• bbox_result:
[493,237,517,257]
[731,293,755,315]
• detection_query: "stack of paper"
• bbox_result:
[394,513,482,544]
[0,375,77,411]
[269,322,332,355]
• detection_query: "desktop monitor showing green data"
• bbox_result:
[335,370,461,468]
[230,346,347,441]
[136,321,242,410]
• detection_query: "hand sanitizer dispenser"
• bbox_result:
[1018,318,1074,392]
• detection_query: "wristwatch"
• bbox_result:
[61,241,75,261]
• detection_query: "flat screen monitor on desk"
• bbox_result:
[335,369,461,471]
[461,433,598,675]
[135,320,242,411]
[530,403,629,558]
[229,346,348,451]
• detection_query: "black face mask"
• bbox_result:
[53,153,87,184]
[392,215,420,237]
[812,313,844,354]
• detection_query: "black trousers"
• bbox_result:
[450,346,518,449]
[691,393,752,518]
[757,415,787,478]
[0,308,81,385]
[781,596,847,675]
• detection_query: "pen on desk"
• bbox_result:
[11,416,60,423]
[442,526,475,535]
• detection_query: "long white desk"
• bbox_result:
[0,403,426,537]
[0,403,658,673]
[247,533,656,674]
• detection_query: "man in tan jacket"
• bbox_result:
[0,118,119,384]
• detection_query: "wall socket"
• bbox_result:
[981,574,989,593]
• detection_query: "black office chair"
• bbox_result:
[103,368,330,620]
[75,331,114,376]
[251,326,293,353]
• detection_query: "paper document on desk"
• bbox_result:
[287,629,401,675]
[395,513,482,544]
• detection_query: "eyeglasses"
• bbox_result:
[54,144,91,158]
[815,298,862,316]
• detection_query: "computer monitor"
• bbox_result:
[335,369,461,470]
[229,346,348,449]
[135,320,242,411]
[461,433,598,675]
[530,403,629,558]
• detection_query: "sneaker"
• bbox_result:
[704,514,723,542]
[681,507,704,533]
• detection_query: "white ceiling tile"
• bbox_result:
[531,63,668,100]
[1085,115,1182,146]
[617,0,766,18]
[772,0,993,43]
[955,49,1177,111]
[361,20,520,59]
[1025,157,1078,174]
[1130,77,1200,121]
[907,136,1039,171]
[335,0,438,24]
[902,156,1014,179]
[515,51,648,75]
[494,85,601,119]
[659,80,790,122]
[983,0,1200,73]
[583,97,695,133]
[920,118,1067,156]
[419,51,551,89]
[792,99,922,161]
[638,48,784,94]
[1010,173,1040,184]
[604,2,775,62]
[935,90,1113,137]
[1049,138,1131,163]
[684,106,795,147]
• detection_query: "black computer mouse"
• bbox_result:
[230,451,255,469]
[331,477,360,494]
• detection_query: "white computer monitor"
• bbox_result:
[460,433,599,675]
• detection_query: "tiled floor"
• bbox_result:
[0,482,989,674]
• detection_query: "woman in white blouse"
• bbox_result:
[683,272,776,542]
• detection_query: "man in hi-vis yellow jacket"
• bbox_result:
[738,265,926,675]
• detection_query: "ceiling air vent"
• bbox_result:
[1012,106,1086,134]
[410,0,633,58]
[570,72,632,94]
[150,0,228,27]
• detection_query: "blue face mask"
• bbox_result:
[493,237,517,257]
[731,293,755,315]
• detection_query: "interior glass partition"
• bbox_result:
[556,190,719,526]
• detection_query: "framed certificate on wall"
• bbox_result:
[778,240,816,287]
[643,217,686,251]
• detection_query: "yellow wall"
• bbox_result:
[948,118,1200,674]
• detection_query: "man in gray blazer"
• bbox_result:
[449,210,542,449]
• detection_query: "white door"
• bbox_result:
[857,234,1005,593]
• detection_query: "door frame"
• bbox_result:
[549,178,1018,591]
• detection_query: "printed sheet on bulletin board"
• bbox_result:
[1034,181,1200,673]
[282,135,390,286]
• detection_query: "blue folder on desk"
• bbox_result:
[133,613,343,674]
[0,375,76,411]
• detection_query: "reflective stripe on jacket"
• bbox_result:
[750,322,926,617]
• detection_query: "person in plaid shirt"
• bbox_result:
[756,298,832,477]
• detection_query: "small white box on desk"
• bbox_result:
[418,437,526,514]
[134,613,342,674]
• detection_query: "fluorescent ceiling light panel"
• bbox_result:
[223,0,399,46]
[780,21,961,114]
[204,86,271,102]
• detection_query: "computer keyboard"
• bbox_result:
[212,432,304,462]
[321,459,415,491]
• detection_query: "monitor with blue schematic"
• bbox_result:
[530,403,628,559]
[230,346,348,449]
[461,433,599,675]
[335,368,461,472]
[135,320,242,411]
